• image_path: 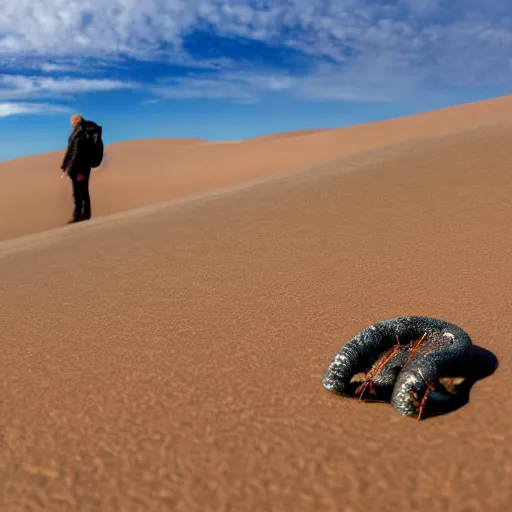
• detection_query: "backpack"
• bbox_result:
[83,120,104,168]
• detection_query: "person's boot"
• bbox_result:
[67,203,83,224]
[82,203,91,221]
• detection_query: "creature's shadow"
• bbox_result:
[339,345,498,419]
[423,345,498,419]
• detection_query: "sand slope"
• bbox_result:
[1,94,511,242]
[0,119,511,510]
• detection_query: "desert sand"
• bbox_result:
[1,94,512,241]
[0,95,511,511]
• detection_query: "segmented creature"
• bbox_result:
[322,316,472,419]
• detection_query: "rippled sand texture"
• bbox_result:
[1,97,512,511]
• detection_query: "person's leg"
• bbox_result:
[71,176,83,221]
[80,174,91,220]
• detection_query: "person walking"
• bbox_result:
[61,114,103,223]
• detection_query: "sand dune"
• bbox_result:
[1,96,511,510]
[249,127,329,142]
[1,94,511,242]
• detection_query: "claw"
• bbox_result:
[355,380,377,399]
[355,335,402,400]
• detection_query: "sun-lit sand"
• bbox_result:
[1,95,511,510]
[1,94,511,242]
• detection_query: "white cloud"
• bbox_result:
[151,68,405,104]
[0,102,71,118]
[152,71,296,102]
[0,75,138,100]
[0,0,510,103]
[0,0,194,58]
[38,63,83,73]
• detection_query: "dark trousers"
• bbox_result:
[71,173,91,220]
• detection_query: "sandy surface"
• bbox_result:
[1,92,512,510]
[1,94,512,242]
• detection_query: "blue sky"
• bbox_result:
[0,0,511,162]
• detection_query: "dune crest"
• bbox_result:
[0,94,511,242]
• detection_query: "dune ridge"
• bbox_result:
[1,94,511,242]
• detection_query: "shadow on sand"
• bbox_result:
[422,344,499,420]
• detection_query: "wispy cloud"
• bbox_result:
[150,63,419,104]
[0,0,510,104]
[38,62,87,73]
[151,71,295,103]
[0,75,138,101]
[0,102,71,118]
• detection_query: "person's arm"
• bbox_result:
[61,136,73,172]
[61,135,80,172]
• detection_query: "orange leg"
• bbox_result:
[355,380,377,398]
[356,335,401,400]
[405,331,427,366]
[416,370,436,421]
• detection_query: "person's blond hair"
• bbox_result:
[70,114,83,127]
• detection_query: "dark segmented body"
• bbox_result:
[322,316,473,418]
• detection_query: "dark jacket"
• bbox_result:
[61,120,99,177]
